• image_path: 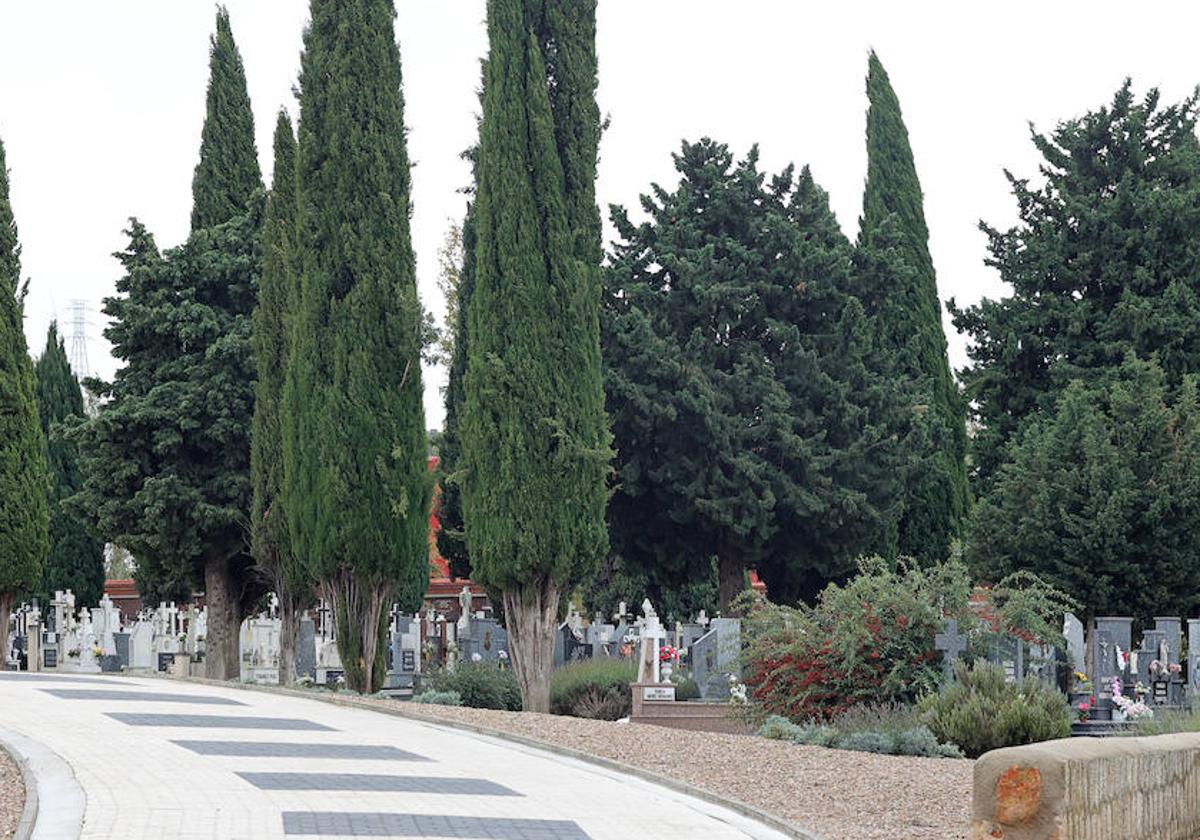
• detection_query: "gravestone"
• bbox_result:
[129,622,154,670]
[1092,617,1133,697]
[691,618,740,699]
[296,615,316,679]
[1062,613,1085,672]
[113,632,130,669]
[934,619,967,680]
[1189,620,1200,701]
[466,617,507,663]
[554,623,590,667]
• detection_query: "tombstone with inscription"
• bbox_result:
[691,618,741,699]
[1091,616,1133,699]
[465,617,508,663]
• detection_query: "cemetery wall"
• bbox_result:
[970,733,1200,840]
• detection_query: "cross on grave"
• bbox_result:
[935,619,967,679]
[316,600,333,641]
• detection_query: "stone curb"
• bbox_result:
[0,735,38,840]
[0,725,85,840]
[145,671,822,840]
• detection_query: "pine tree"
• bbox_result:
[34,323,103,606]
[952,83,1200,491]
[968,355,1200,621]
[284,0,431,693]
[0,136,48,657]
[191,6,261,231]
[461,0,610,711]
[604,142,909,611]
[251,111,306,684]
[858,52,968,563]
[74,10,263,679]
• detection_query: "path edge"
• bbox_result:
[159,673,822,840]
[0,735,37,840]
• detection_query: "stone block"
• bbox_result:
[971,733,1200,839]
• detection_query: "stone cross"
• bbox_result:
[696,609,710,629]
[934,619,967,679]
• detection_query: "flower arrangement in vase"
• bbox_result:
[659,645,679,680]
[1111,677,1153,721]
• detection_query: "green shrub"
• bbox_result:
[673,677,701,701]
[758,715,807,740]
[427,662,522,711]
[918,660,1070,758]
[550,658,637,720]
[1120,709,1200,737]
[413,689,463,706]
[838,731,894,754]
[794,724,839,747]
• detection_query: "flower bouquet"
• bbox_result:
[1112,677,1153,721]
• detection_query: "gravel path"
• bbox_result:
[0,744,23,840]
[358,700,972,840]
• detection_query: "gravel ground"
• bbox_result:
[0,745,23,840]
[352,699,972,840]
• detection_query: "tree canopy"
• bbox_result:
[34,323,103,605]
[604,141,911,610]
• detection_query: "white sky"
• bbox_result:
[3,1,1200,430]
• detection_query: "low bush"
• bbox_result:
[550,657,637,720]
[756,713,961,757]
[1121,709,1200,737]
[413,689,463,706]
[918,660,1070,758]
[426,662,522,711]
[673,677,701,701]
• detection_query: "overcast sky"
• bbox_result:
[3,1,1200,430]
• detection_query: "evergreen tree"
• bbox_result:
[191,6,262,231]
[858,52,968,563]
[968,355,1200,621]
[0,135,47,657]
[604,142,908,611]
[284,0,431,693]
[251,111,306,684]
[435,210,475,581]
[461,0,610,711]
[34,323,103,606]
[952,83,1200,490]
[74,11,263,679]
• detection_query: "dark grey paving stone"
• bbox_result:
[107,713,333,731]
[41,689,245,705]
[281,812,590,838]
[241,772,517,796]
[172,741,427,760]
[0,674,136,685]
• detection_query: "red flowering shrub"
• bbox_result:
[741,557,970,721]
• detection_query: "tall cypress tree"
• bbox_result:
[0,136,48,657]
[34,323,104,606]
[284,0,431,693]
[191,6,262,231]
[858,52,968,563]
[461,0,609,711]
[251,111,305,684]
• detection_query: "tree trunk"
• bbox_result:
[0,592,12,669]
[278,594,298,686]
[329,572,390,694]
[717,532,744,614]
[503,577,560,713]
[204,555,242,681]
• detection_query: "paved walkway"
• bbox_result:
[0,673,792,840]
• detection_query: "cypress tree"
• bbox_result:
[461,0,610,711]
[952,83,1200,491]
[435,208,475,580]
[34,323,103,606]
[0,136,48,657]
[284,0,431,693]
[251,111,306,684]
[74,10,263,679]
[604,143,909,611]
[858,52,968,563]
[191,6,262,231]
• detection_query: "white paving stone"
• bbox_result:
[0,673,791,840]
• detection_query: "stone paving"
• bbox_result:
[0,673,793,839]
